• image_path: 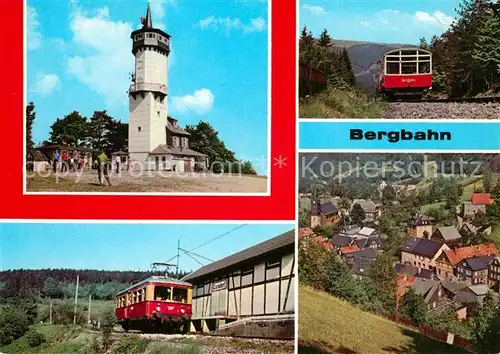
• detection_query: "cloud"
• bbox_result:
[198,16,266,34]
[171,89,214,115]
[66,5,135,106]
[27,6,42,50]
[30,73,61,96]
[414,11,453,29]
[302,4,326,16]
[149,0,176,30]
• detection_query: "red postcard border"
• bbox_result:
[0,0,296,220]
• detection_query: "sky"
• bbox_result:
[300,0,462,45]
[27,0,269,173]
[0,223,293,273]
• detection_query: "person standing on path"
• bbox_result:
[115,155,121,174]
[53,150,60,172]
[97,151,112,186]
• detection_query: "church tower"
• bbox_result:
[128,3,171,166]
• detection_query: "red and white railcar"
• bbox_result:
[378,48,432,100]
[115,276,192,333]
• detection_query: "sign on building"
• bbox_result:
[212,280,227,292]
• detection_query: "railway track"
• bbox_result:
[114,329,294,341]
[392,96,500,104]
[381,96,500,119]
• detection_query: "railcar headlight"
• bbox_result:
[156,306,161,312]
[181,308,185,314]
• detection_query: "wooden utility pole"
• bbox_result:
[87,295,92,324]
[73,275,79,326]
[176,239,180,278]
[49,302,53,325]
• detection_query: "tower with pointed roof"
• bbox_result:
[128,2,171,166]
[127,3,207,172]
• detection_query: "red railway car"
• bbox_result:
[115,276,192,333]
[378,48,432,100]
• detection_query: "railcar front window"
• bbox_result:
[386,62,399,74]
[154,286,172,301]
[419,62,431,74]
[173,288,188,303]
[402,62,417,74]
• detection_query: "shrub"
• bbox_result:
[25,329,46,347]
[0,307,30,344]
[38,301,86,325]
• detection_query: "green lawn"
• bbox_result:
[299,285,469,354]
[420,201,446,214]
[487,226,500,248]
[299,87,387,118]
[37,299,114,323]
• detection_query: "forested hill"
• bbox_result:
[0,269,191,300]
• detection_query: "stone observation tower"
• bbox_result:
[128,3,207,172]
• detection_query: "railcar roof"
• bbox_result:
[116,276,192,296]
[384,47,431,56]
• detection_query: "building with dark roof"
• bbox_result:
[345,248,377,279]
[181,230,294,338]
[310,201,340,228]
[456,255,495,285]
[401,237,450,272]
[407,214,433,238]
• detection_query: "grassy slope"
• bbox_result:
[299,88,387,118]
[299,286,469,354]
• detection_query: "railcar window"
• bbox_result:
[401,62,417,74]
[419,62,431,74]
[387,62,399,74]
[154,286,172,301]
[173,288,188,303]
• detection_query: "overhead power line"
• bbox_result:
[163,224,247,265]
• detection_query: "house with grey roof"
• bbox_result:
[411,279,448,311]
[352,199,382,222]
[431,226,462,246]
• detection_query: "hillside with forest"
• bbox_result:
[299,28,387,118]
[0,269,190,301]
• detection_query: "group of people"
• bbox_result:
[52,150,92,172]
[51,149,134,187]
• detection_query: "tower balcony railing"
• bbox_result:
[129,82,167,95]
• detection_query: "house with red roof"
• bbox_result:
[461,193,494,218]
[299,227,333,251]
[471,193,494,205]
[435,243,499,280]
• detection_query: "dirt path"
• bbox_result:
[26,170,267,193]
[381,102,500,119]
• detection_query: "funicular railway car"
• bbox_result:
[378,48,432,100]
[115,276,192,333]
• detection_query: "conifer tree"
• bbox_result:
[318,28,332,47]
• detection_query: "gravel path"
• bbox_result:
[381,102,500,119]
[26,169,267,193]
